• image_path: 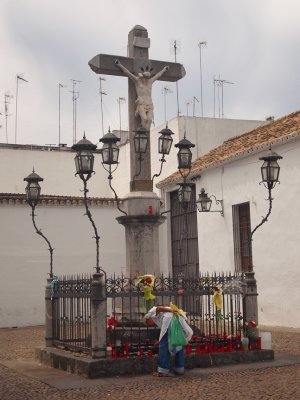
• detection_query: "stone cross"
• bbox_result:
[89,25,186,192]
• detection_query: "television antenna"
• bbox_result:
[192,96,199,117]
[198,41,207,117]
[186,100,192,116]
[4,92,13,143]
[213,76,234,118]
[162,85,172,123]
[70,79,81,144]
[99,77,107,138]
[117,96,126,134]
[15,75,28,144]
[58,83,66,145]
[170,39,181,117]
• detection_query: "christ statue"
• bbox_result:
[115,59,169,131]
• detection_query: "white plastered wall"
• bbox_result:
[195,139,300,327]
[0,146,111,198]
[0,203,126,328]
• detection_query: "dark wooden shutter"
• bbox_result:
[170,185,199,277]
[232,202,253,272]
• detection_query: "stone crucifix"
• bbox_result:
[89,25,186,192]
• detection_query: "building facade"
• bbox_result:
[158,111,300,328]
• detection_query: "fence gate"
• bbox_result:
[170,185,199,277]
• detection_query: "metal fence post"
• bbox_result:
[243,271,258,324]
[91,272,107,358]
[45,278,54,347]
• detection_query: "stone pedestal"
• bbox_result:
[116,191,165,277]
[243,271,258,324]
[45,278,54,347]
[91,273,107,358]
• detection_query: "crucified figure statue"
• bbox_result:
[115,59,169,131]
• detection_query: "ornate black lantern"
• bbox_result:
[24,169,54,277]
[24,170,44,207]
[72,134,97,181]
[175,136,195,178]
[196,188,212,212]
[99,130,121,166]
[134,126,148,154]
[99,129,127,216]
[196,188,224,216]
[250,148,283,240]
[158,126,174,155]
[259,149,282,189]
[152,126,175,182]
[178,182,193,210]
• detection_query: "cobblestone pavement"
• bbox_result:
[0,325,300,400]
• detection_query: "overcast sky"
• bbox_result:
[1,0,300,146]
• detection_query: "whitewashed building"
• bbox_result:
[158,110,300,328]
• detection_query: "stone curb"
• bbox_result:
[36,346,274,379]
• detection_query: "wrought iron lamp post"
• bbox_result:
[72,135,102,273]
[99,129,127,215]
[24,169,54,278]
[196,188,224,216]
[152,126,174,181]
[250,149,282,240]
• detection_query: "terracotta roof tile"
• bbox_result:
[158,110,300,188]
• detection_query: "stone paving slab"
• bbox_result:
[2,351,300,390]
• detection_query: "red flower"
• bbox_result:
[177,289,184,295]
[107,316,119,327]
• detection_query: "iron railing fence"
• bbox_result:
[106,273,245,356]
[52,274,93,353]
[52,272,246,356]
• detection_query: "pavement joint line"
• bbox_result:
[1,352,300,390]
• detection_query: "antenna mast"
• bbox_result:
[171,40,181,117]
[214,76,234,118]
[58,83,66,145]
[186,100,191,116]
[15,75,28,144]
[117,96,126,134]
[198,41,207,117]
[4,93,13,144]
[192,96,199,117]
[99,77,107,137]
[162,85,172,123]
[70,79,81,144]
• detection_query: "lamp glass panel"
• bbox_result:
[26,182,41,205]
[197,197,212,212]
[102,143,119,165]
[261,160,280,182]
[268,160,280,181]
[159,135,173,155]
[79,151,94,174]
[178,185,192,205]
[183,186,192,203]
[177,149,192,169]
[111,143,119,164]
[134,133,148,153]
